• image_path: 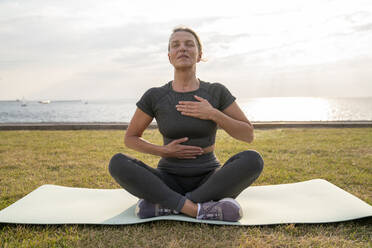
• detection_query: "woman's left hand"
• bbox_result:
[176,95,216,120]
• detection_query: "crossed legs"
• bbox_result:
[108,150,264,217]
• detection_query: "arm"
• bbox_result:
[124,108,162,156]
[176,95,254,143]
[211,101,254,143]
[125,108,203,158]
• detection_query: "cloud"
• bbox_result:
[0,14,86,63]
[0,11,227,67]
[353,23,372,32]
[0,59,36,69]
[343,11,371,24]
[203,32,252,50]
[323,10,372,37]
[1,0,372,100]
[112,49,166,69]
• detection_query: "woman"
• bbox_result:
[109,26,263,222]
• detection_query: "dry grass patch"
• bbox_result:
[0,128,371,247]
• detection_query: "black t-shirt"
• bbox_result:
[136,80,236,148]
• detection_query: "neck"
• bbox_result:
[172,66,199,92]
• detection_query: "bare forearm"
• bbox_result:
[124,135,166,157]
[125,135,204,159]
[176,96,253,143]
[210,109,254,143]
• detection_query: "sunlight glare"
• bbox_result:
[239,97,331,121]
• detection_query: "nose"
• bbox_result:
[178,43,186,51]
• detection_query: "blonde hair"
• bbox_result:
[168,26,204,59]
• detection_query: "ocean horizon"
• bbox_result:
[1,97,372,123]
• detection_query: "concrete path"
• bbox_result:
[1,121,372,130]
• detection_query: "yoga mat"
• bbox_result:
[0,179,371,225]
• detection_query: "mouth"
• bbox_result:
[177,54,189,59]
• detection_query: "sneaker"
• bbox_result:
[196,198,242,222]
[135,199,179,219]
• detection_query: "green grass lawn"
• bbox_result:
[0,128,371,248]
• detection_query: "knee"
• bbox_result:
[240,150,264,175]
[108,153,128,177]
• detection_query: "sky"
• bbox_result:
[1,0,372,100]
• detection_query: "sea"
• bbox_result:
[1,97,372,123]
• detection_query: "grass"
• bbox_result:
[0,128,371,247]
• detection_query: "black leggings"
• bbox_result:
[109,150,263,212]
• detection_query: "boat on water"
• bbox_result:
[20,97,27,107]
[38,100,51,104]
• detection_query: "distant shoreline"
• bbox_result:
[1,121,372,130]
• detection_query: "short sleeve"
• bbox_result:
[136,88,155,117]
[216,83,236,110]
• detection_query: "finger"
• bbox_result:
[175,144,203,151]
[178,155,197,159]
[175,105,187,111]
[194,95,205,101]
[177,103,198,110]
[178,101,198,106]
[180,147,203,153]
[176,106,197,112]
[171,139,203,151]
[178,146,203,153]
[180,111,198,117]
[178,150,203,157]
[171,137,188,144]
[176,149,203,158]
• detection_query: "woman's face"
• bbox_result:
[168,31,201,69]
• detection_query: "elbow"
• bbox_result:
[247,132,254,143]
[125,132,143,149]
[124,133,134,148]
[246,125,254,143]
[233,123,254,143]
[238,133,253,143]
[243,131,254,143]
[235,127,254,143]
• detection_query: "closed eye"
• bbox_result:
[185,41,195,47]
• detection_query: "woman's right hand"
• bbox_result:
[162,137,203,159]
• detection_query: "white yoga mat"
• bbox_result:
[0,179,371,225]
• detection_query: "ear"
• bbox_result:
[168,52,171,63]
[197,51,203,63]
